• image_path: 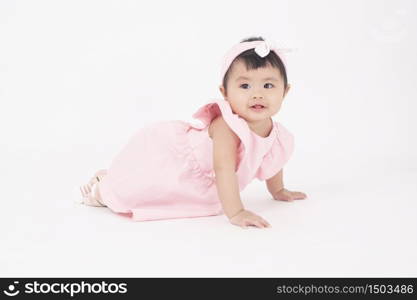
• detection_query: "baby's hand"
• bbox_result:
[273,188,307,202]
[229,209,271,229]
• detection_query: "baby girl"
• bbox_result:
[79,36,307,229]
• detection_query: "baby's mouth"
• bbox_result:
[250,104,267,112]
[250,104,265,109]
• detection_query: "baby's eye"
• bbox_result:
[239,83,274,89]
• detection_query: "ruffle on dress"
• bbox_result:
[255,122,294,180]
[171,120,216,189]
[191,98,294,185]
[191,99,252,151]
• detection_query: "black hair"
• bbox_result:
[222,36,288,95]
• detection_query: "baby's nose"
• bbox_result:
[252,94,264,99]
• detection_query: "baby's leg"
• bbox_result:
[80,169,107,207]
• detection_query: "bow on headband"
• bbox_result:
[254,40,275,57]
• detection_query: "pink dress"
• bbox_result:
[98,98,294,221]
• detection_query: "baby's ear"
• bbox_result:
[283,84,291,97]
[219,85,227,99]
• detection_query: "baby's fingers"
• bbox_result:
[253,220,266,228]
[259,219,271,228]
[293,192,307,200]
[262,219,271,228]
[248,219,269,229]
[240,219,257,229]
[274,193,292,201]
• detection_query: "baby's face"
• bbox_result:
[220,60,290,124]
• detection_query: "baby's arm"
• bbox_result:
[266,169,307,201]
[210,116,270,228]
[266,169,284,195]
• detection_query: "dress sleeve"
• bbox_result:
[190,101,219,129]
[191,99,252,149]
[255,122,295,181]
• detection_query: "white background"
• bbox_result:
[1,0,416,277]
